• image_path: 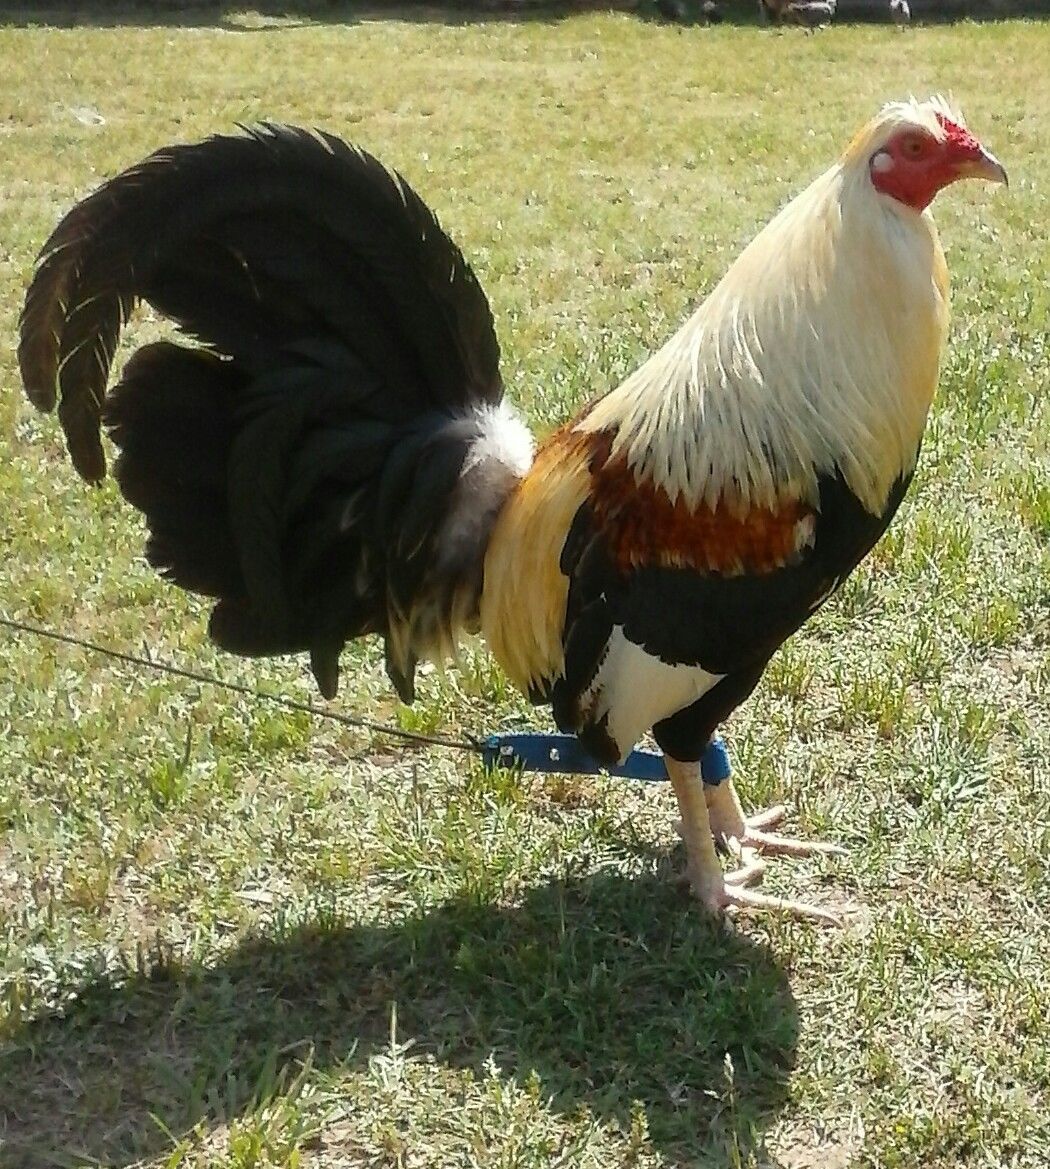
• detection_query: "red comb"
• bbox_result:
[935,113,982,154]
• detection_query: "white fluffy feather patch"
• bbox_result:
[462,401,535,478]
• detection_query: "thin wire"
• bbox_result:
[0,614,482,754]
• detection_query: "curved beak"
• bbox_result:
[957,147,1009,188]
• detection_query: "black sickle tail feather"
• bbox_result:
[19,123,528,700]
[104,343,244,600]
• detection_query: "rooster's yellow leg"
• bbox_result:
[705,777,847,858]
[666,758,841,925]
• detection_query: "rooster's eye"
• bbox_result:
[901,135,927,159]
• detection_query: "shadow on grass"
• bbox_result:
[1,871,798,1166]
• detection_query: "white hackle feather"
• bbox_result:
[580,97,957,518]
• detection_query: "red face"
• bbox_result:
[869,115,1008,211]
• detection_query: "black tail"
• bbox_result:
[19,124,532,701]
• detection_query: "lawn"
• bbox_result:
[1,5,1048,1168]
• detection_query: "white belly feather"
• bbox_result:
[581,627,723,763]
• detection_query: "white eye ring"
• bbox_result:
[870,149,895,174]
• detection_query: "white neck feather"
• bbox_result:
[579,161,950,516]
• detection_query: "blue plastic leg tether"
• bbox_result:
[480,731,731,786]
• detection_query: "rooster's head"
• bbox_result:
[844,97,1007,212]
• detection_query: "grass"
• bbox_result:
[1,5,1049,1167]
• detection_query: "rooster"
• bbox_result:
[19,98,1005,921]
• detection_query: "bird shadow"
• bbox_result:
[1,871,799,1167]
